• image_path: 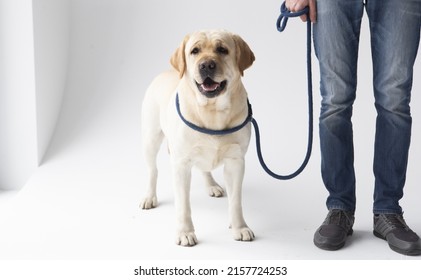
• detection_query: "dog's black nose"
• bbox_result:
[199,60,216,76]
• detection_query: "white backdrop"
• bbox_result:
[0,0,68,190]
[0,0,37,190]
[0,0,420,261]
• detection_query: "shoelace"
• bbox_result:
[382,214,410,231]
[328,210,353,227]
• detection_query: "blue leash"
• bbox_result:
[252,2,313,180]
[176,94,253,136]
[176,2,313,180]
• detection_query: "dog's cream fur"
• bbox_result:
[140,30,255,246]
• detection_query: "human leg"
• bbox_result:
[313,0,364,250]
[367,0,421,255]
[367,0,420,215]
[314,0,364,213]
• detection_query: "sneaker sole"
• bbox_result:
[373,230,421,256]
[314,229,353,251]
[314,240,346,251]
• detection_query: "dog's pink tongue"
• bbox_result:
[201,83,219,91]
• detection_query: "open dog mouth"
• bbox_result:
[196,78,227,98]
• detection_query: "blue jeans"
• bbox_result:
[313,0,421,214]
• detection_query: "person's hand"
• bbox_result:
[285,0,317,23]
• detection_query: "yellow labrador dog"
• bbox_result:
[141,30,255,246]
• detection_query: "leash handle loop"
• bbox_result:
[276,2,309,32]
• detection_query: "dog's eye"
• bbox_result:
[216,46,229,55]
[191,47,200,55]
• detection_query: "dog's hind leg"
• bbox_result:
[140,98,164,210]
[202,172,224,197]
[140,128,163,210]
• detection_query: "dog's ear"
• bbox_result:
[232,34,255,76]
[170,35,190,78]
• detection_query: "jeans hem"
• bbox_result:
[373,209,403,215]
[327,205,355,214]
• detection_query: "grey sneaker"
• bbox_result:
[314,209,354,250]
[373,214,421,256]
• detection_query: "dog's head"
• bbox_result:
[171,30,255,99]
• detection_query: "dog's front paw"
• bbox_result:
[176,232,198,246]
[208,185,224,197]
[140,196,157,210]
[232,227,255,242]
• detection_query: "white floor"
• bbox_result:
[0,100,420,261]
